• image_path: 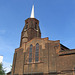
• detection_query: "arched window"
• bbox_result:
[26,22,28,29]
[35,43,39,62]
[35,22,37,30]
[74,67,75,75]
[29,44,33,63]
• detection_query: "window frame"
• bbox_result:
[29,44,33,63]
[35,43,39,62]
[35,22,37,30]
[26,22,28,29]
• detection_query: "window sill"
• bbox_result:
[24,61,43,65]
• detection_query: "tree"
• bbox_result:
[0,63,5,75]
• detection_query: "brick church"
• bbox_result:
[11,5,75,75]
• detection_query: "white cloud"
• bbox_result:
[0,36,15,73]
[0,56,3,63]
[3,61,12,73]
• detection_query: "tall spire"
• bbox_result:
[30,5,34,18]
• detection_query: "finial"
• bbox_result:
[30,5,34,18]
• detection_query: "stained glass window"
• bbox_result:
[29,44,33,63]
[35,43,39,62]
[74,67,75,72]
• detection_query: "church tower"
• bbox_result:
[20,5,41,47]
[12,4,75,75]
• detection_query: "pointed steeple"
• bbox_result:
[20,5,41,46]
[30,5,34,18]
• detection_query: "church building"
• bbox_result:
[11,5,75,75]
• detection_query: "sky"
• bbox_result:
[0,0,75,73]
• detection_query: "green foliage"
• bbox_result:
[0,63,5,75]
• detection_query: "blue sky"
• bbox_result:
[0,0,75,73]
